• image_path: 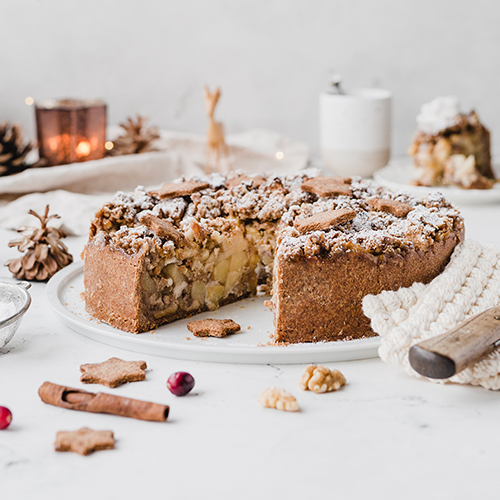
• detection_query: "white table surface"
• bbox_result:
[1,202,500,500]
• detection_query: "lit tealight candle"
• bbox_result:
[35,99,107,167]
[75,140,91,158]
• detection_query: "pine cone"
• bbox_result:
[107,115,160,156]
[0,122,33,177]
[5,206,73,281]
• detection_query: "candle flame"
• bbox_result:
[48,137,60,152]
[76,140,91,157]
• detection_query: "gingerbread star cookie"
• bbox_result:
[294,209,357,234]
[55,427,115,456]
[139,213,185,244]
[186,318,241,338]
[226,175,266,189]
[148,180,209,199]
[301,176,352,197]
[368,198,414,217]
[80,357,147,388]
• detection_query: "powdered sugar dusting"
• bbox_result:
[152,198,187,221]
[417,96,461,134]
[277,177,462,259]
[90,171,463,260]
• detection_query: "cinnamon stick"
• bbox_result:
[38,382,169,422]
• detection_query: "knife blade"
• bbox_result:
[408,305,500,379]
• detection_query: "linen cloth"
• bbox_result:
[363,240,500,390]
[0,129,309,235]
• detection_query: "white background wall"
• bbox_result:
[1,0,499,156]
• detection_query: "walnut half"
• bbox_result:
[258,387,299,412]
[299,365,346,393]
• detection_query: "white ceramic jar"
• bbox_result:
[319,88,391,177]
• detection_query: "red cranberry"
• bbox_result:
[0,406,12,430]
[167,372,195,396]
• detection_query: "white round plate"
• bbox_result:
[46,262,380,364]
[374,158,500,205]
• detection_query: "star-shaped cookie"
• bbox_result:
[80,357,147,388]
[148,180,209,199]
[55,427,115,456]
[186,318,241,338]
[301,176,352,197]
[294,208,357,234]
[368,198,414,217]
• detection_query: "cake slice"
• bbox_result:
[408,96,495,189]
[84,174,300,333]
[85,212,260,333]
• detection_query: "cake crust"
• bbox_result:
[84,241,153,333]
[271,230,462,343]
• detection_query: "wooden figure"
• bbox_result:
[204,86,232,174]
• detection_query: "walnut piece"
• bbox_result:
[258,387,299,412]
[299,365,346,393]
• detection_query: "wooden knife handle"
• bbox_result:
[408,305,500,379]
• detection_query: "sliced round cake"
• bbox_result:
[84,171,464,343]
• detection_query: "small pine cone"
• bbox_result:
[5,206,73,281]
[107,115,160,156]
[0,122,33,177]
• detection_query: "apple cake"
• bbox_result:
[408,96,495,189]
[84,172,464,343]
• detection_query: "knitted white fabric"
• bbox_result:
[362,240,500,390]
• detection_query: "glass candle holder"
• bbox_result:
[35,99,107,166]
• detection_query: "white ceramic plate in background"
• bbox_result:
[46,262,380,365]
[374,158,500,205]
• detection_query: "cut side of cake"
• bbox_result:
[408,96,495,189]
[84,172,464,343]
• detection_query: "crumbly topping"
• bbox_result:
[89,172,463,260]
[151,198,188,221]
[94,225,174,257]
[206,172,227,189]
[214,173,313,222]
[187,193,222,219]
[277,178,462,259]
[89,186,156,237]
